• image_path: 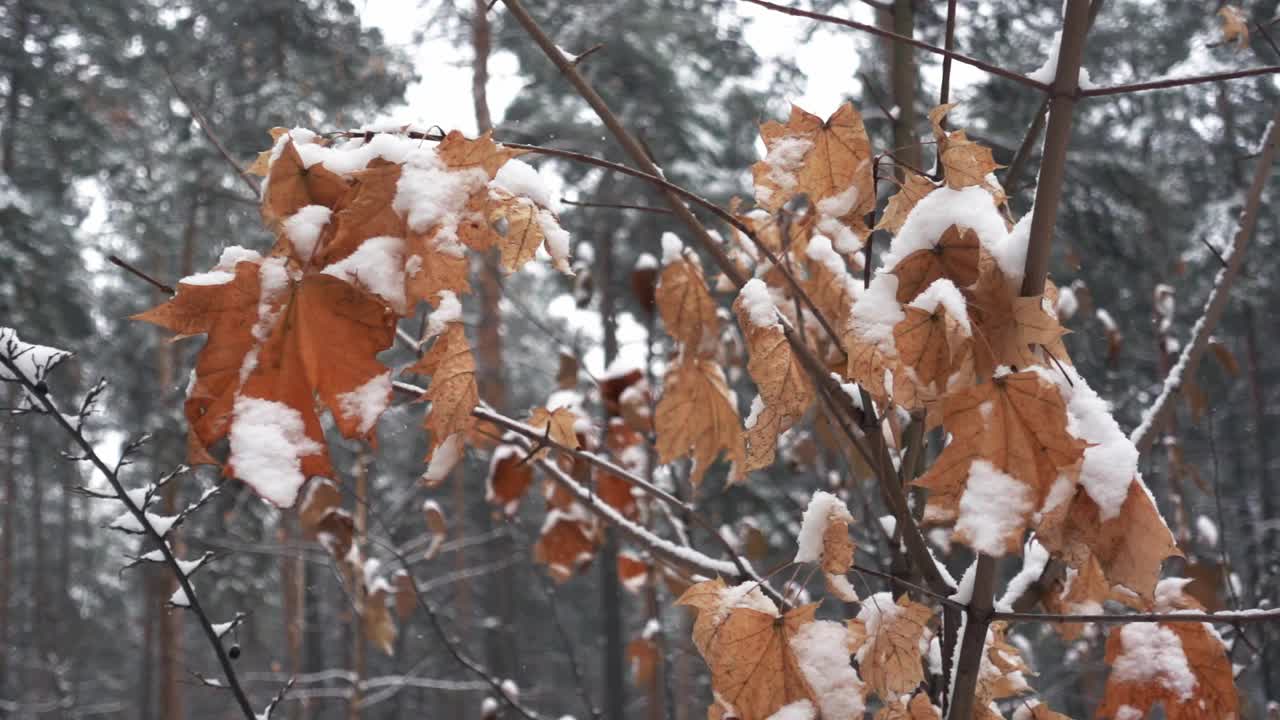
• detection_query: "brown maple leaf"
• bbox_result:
[534,510,597,582]
[677,579,823,720]
[656,256,720,350]
[849,593,934,699]
[753,103,875,218]
[876,173,938,236]
[1098,619,1238,719]
[874,692,941,720]
[735,286,815,474]
[654,356,745,487]
[914,370,1086,555]
[136,258,397,507]
[892,225,981,304]
[1219,6,1250,51]
[407,322,478,456]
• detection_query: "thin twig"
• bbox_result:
[738,0,1050,92]
[992,608,1280,625]
[109,255,176,296]
[562,197,674,214]
[1131,113,1280,453]
[0,354,258,719]
[164,68,262,198]
[1081,65,1280,97]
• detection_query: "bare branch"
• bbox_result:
[1081,65,1280,97]
[1131,112,1280,453]
[0,352,257,719]
[164,68,262,198]
[739,0,1050,92]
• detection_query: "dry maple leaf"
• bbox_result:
[535,510,597,582]
[525,406,580,459]
[656,256,720,350]
[1037,480,1180,602]
[735,288,815,474]
[914,370,1087,555]
[849,593,934,700]
[407,322,478,456]
[677,579,822,720]
[927,105,1003,190]
[877,173,939,236]
[486,444,534,515]
[1219,6,1250,50]
[617,551,650,594]
[1098,619,1238,719]
[892,225,981,304]
[363,586,397,656]
[261,139,348,225]
[654,356,745,487]
[753,103,875,218]
[893,303,969,390]
[627,636,659,687]
[136,257,397,507]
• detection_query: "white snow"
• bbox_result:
[394,152,489,235]
[635,253,658,270]
[1056,285,1079,320]
[998,539,1050,611]
[321,235,407,312]
[282,205,333,263]
[794,491,853,564]
[661,232,685,265]
[336,372,392,435]
[880,186,1007,276]
[169,586,191,607]
[738,278,779,327]
[908,279,971,334]
[955,460,1033,555]
[1196,515,1220,547]
[744,395,766,430]
[756,135,814,207]
[816,185,861,219]
[789,620,865,720]
[228,396,323,507]
[1027,30,1095,89]
[179,270,235,286]
[850,274,906,344]
[491,159,560,211]
[0,328,72,385]
[423,433,465,484]
[216,245,264,269]
[425,291,463,338]
[536,209,573,274]
[1110,623,1198,701]
[767,700,816,720]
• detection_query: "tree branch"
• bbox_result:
[1130,112,1280,453]
[738,0,1049,92]
[0,354,257,719]
[1081,65,1280,97]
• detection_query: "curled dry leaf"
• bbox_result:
[734,296,815,475]
[407,322,478,456]
[654,356,744,487]
[657,257,720,350]
[364,586,397,656]
[874,692,941,720]
[753,103,874,220]
[487,444,534,515]
[617,551,649,594]
[627,636,660,687]
[1218,6,1250,50]
[876,173,938,236]
[849,593,934,700]
[525,406,580,459]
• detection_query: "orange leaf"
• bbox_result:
[849,593,934,699]
[1099,620,1238,719]
[408,322,478,454]
[656,257,720,350]
[654,356,744,487]
[486,445,534,515]
[534,511,597,582]
[891,225,980,304]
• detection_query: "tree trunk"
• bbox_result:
[598,210,625,720]
[881,0,920,176]
[349,455,369,720]
[2,0,27,176]
[0,388,14,698]
[281,516,305,720]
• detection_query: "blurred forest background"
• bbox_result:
[1,0,1278,718]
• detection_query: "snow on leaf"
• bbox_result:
[677,579,826,720]
[535,510,597,582]
[849,593,933,700]
[487,444,534,515]
[891,225,980,304]
[734,291,815,474]
[874,692,941,720]
[876,173,938,236]
[914,370,1086,554]
[654,356,745,487]
[1099,619,1238,719]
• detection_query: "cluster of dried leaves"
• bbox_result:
[134,89,1239,716]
